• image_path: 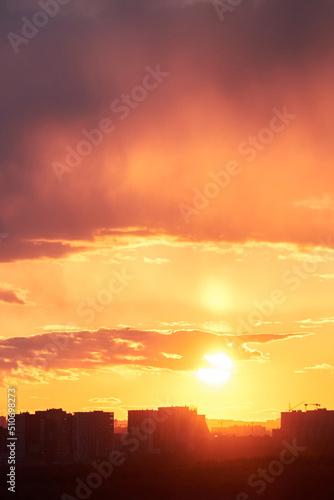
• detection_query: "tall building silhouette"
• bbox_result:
[16,409,72,463]
[13,409,114,463]
[274,407,334,446]
[73,411,114,461]
[158,406,209,453]
[128,409,159,454]
[127,406,210,454]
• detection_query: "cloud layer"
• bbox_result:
[1,0,334,261]
[0,327,314,384]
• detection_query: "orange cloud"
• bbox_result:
[0,327,314,384]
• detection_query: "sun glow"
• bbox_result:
[201,284,231,312]
[204,353,234,370]
[197,353,234,385]
[197,368,231,384]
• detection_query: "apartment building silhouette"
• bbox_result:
[14,409,114,463]
[273,407,334,446]
[127,406,210,454]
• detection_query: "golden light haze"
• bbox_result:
[0,0,334,421]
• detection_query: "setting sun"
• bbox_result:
[204,353,234,370]
[197,353,234,385]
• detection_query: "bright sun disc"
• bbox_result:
[204,353,233,370]
[197,353,233,385]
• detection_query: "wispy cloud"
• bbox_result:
[162,352,183,359]
[88,397,121,404]
[296,318,334,327]
[292,194,334,211]
[143,257,170,265]
[295,363,334,374]
[314,273,334,280]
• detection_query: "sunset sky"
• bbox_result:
[0,0,334,421]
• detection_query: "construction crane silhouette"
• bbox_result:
[287,401,305,412]
[305,403,321,410]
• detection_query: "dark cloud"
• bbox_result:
[0,288,26,305]
[0,238,87,263]
[1,0,334,261]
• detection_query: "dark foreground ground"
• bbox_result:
[1,455,334,500]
